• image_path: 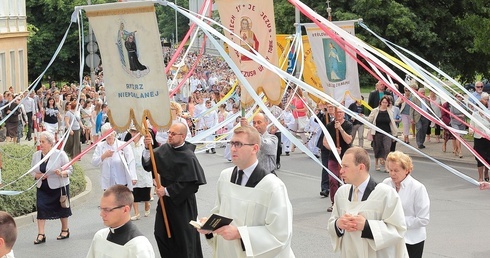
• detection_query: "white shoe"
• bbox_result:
[131,214,140,221]
[144,209,150,217]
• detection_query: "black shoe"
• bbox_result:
[34,234,46,244]
[211,148,216,154]
[206,150,209,154]
[320,190,329,197]
[57,229,70,240]
[276,163,281,170]
[418,145,426,149]
[285,152,290,156]
[327,206,334,212]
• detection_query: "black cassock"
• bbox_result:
[143,142,206,258]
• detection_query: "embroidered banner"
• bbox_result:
[305,21,360,106]
[215,0,282,106]
[84,1,171,132]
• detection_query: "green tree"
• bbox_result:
[155,1,190,44]
[272,0,490,84]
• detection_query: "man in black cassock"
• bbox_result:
[142,122,206,258]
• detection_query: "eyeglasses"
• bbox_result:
[476,86,483,89]
[98,205,125,213]
[167,131,184,136]
[228,141,255,148]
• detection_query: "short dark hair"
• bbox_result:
[103,185,134,207]
[0,211,17,250]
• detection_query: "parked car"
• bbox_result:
[464,80,490,93]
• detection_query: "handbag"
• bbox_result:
[366,129,374,141]
[60,186,70,208]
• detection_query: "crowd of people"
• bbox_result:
[2,48,490,257]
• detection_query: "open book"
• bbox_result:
[189,214,233,231]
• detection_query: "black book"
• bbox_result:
[189,214,233,231]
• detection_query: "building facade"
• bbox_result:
[0,0,28,94]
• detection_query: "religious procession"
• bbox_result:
[1,0,490,258]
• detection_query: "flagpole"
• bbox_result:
[144,119,171,238]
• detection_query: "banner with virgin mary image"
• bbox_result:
[83,1,171,133]
[216,0,282,106]
[305,21,360,106]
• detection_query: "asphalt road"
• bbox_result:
[12,146,490,258]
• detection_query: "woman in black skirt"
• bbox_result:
[30,131,73,244]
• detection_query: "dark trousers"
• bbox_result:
[328,159,341,204]
[406,240,425,258]
[320,149,330,192]
[275,132,281,165]
[416,117,429,146]
[26,112,33,139]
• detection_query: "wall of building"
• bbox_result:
[0,0,28,94]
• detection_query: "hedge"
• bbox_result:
[0,143,86,217]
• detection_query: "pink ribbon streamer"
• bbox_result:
[289,0,490,170]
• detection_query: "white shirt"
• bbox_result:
[383,175,430,244]
[236,160,258,186]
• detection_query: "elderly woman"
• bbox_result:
[91,123,137,191]
[469,95,490,182]
[155,101,192,145]
[383,151,430,258]
[367,96,398,171]
[31,131,73,244]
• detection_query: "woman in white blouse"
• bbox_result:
[91,123,137,191]
[383,151,430,258]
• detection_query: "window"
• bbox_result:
[0,53,5,89]
[10,50,15,88]
[18,49,24,88]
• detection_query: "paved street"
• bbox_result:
[11,138,490,258]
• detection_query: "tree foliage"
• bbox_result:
[273,0,490,84]
[27,0,490,84]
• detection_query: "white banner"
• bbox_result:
[84,1,171,132]
[305,21,360,106]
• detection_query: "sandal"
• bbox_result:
[376,166,381,171]
[57,229,70,240]
[34,234,46,245]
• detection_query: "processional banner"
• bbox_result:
[216,0,282,106]
[84,1,171,132]
[304,21,360,106]
[276,35,322,103]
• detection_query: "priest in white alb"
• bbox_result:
[197,125,295,257]
[327,147,408,258]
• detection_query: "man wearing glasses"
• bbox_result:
[197,125,294,257]
[469,81,485,109]
[86,185,155,258]
[240,113,278,174]
[142,122,207,258]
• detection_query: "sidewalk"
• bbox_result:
[361,133,475,165]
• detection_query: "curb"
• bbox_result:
[14,175,93,228]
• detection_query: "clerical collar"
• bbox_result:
[107,220,143,246]
[109,222,127,234]
[171,142,185,149]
